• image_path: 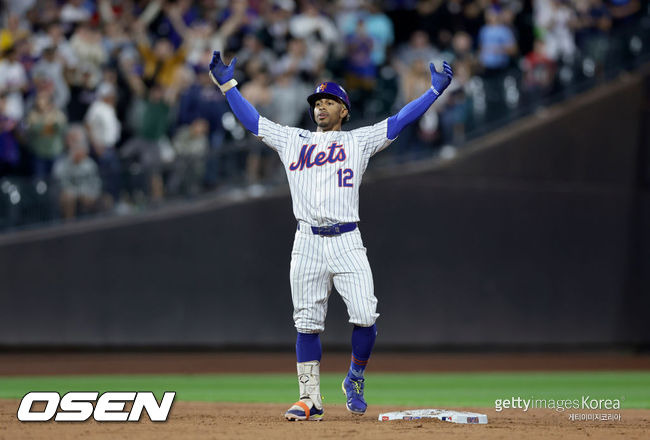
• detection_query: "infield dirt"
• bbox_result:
[1,400,648,440]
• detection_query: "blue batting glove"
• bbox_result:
[430,61,453,95]
[209,51,237,85]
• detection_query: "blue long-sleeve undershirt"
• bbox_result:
[225,87,260,135]
[386,88,439,140]
[224,84,438,140]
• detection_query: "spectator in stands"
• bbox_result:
[84,83,121,207]
[96,0,133,29]
[0,44,28,121]
[364,2,396,66]
[101,20,132,61]
[439,60,471,145]
[183,23,218,69]
[217,0,263,51]
[478,6,518,113]
[268,71,311,128]
[272,38,319,81]
[3,1,36,20]
[289,0,339,68]
[241,67,273,185]
[152,0,201,49]
[241,63,273,111]
[177,67,228,187]
[168,118,209,195]
[60,0,92,28]
[448,30,478,73]
[132,18,187,90]
[0,92,20,176]
[522,39,557,102]
[121,84,174,202]
[478,6,518,74]
[415,0,484,50]
[32,21,77,68]
[66,63,100,123]
[69,22,108,70]
[394,30,441,75]
[337,1,394,67]
[177,68,227,139]
[0,13,31,54]
[237,32,276,73]
[534,0,577,64]
[25,90,67,179]
[262,0,294,54]
[395,59,440,160]
[53,124,101,219]
[573,0,611,64]
[344,19,376,106]
[32,45,70,111]
[24,2,61,34]
[14,38,36,82]
[243,69,310,186]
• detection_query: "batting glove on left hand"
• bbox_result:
[209,51,237,85]
[430,61,453,96]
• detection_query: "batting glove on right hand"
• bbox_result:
[430,61,453,96]
[209,51,237,85]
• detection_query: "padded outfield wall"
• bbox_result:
[0,71,648,349]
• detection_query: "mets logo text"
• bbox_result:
[289,142,346,171]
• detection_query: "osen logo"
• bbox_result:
[17,391,176,422]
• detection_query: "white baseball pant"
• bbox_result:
[290,222,379,333]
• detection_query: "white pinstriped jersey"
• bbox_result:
[258,117,393,226]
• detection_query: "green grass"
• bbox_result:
[0,372,648,409]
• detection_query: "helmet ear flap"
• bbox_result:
[309,104,316,123]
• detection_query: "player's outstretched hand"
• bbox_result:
[430,61,453,96]
[209,51,237,86]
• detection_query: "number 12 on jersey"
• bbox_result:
[337,168,354,187]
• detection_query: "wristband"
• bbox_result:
[209,72,238,95]
[430,85,440,96]
[218,78,238,95]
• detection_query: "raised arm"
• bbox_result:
[209,51,260,135]
[386,61,453,140]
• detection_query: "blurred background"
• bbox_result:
[0,0,649,351]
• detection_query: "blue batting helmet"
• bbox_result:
[307,81,351,124]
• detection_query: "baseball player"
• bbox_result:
[209,51,453,421]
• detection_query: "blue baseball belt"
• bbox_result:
[297,222,357,236]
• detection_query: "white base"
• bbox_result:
[378,409,488,424]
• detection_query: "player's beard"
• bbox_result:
[316,112,343,131]
[317,118,332,129]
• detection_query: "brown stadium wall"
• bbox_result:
[0,69,649,349]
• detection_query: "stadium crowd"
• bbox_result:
[0,0,645,224]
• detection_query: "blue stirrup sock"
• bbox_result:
[296,332,322,363]
[348,324,377,380]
